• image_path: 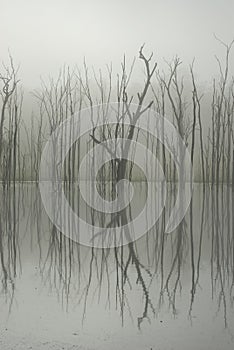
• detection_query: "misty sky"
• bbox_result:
[1,0,234,88]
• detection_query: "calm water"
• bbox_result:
[0,183,233,349]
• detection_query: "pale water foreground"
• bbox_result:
[0,183,233,350]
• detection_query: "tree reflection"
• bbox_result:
[0,184,233,330]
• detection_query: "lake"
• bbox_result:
[0,183,233,349]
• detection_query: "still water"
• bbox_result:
[0,183,233,349]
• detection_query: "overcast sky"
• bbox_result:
[1,0,234,88]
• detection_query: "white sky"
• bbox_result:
[1,0,234,88]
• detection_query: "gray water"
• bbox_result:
[0,184,233,349]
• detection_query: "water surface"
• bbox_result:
[0,183,233,349]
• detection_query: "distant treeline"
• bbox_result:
[0,43,233,185]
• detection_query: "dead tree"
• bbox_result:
[0,55,19,179]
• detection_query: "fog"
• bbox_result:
[1,1,234,350]
[1,0,234,88]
